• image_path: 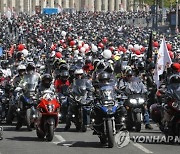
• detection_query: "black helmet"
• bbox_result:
[169,74,180,84]
[138,61,145,70]
[1,60,8,69]
[60,70,69,80]
[98,71,110,82]
[41,74,52,88]
[126,69,133,77]
[96,60,106,70]
[85,56,92,64]
[0,70,3,76]
[16,52,24,60]
[148,62,155,70]
[26,62,36,72]
[104,63,114,73]
[93,59,100,68]
[122,54,129,61]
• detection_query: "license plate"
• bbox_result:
[0,126,3,140]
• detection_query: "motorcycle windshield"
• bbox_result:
[121,61,128,70]
[42,90,55,100]
[61,85,69,95]
[23,74,39,92]
[126,81,145,94]
[167,84,180,101]
[72,79,87,96]
[100,85,114,101]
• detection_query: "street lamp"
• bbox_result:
[176,0,179,33]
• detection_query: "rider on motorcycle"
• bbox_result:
[146,62,157,109]
[15,62,40,130]
[64,68,93,131]
[118,69,153,129]
[12,64,26,87]
[160,74,180,131]
[83,56,94,75]
[38,74,56,97]
[54,70,71,93]
[6,64,26,124]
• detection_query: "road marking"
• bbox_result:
[54,135,66,143]
[131,141,153,154]
[53,135,76,147]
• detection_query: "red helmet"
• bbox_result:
[171,63,180,73]
[150,104,162,123]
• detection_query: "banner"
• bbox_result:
[154,37,172,88]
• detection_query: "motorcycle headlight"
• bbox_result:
[172,102,180,110]
[139,98,145,104]
[103,101,114,106]
[47,104,55,112]
[130,99,137,105]
[1,97,6,103]
[75,96,82,102]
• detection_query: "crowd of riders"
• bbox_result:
[0,10,179,133]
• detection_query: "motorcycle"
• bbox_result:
[151,82,180,140]
[68,79,92,132]
[35,90,60,141]
[16,74,39,130]
[16,86,38,131]
[121,81,146,132]
[0,80,12,123]
[58,85,69,123]
[90,84,126,148]
[0,88,7,122]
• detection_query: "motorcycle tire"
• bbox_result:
[75,123,81,131]
[106,119,114,148]
[81,125,87,132]
[46,125,54,141]
[135,113,141,132]
[126,123,133,131]
[6,106,16,124]
[26,109,32,131]
[36,130,45,139]
[99,135,106,145]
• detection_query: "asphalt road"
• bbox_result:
[0,123,180,154]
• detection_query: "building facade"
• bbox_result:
[0,0,146,15]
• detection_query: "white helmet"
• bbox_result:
[17,64,26,71]
[74,68,84,75]
[102,49,112,59]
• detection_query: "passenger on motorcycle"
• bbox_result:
[54,70,71,93]
[83,56,94,75]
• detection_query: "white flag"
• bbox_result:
[154,37,172,88]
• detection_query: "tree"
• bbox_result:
[143,0,177,8]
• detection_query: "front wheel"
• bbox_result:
[46,125,54,141]
[99,135,106,144]
[81,125,87,132]
[135,113,141,132]
[36,129,45,139]
[106,119,114,148]
[26,109,32,131]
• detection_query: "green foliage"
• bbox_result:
[143,0,177,7]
